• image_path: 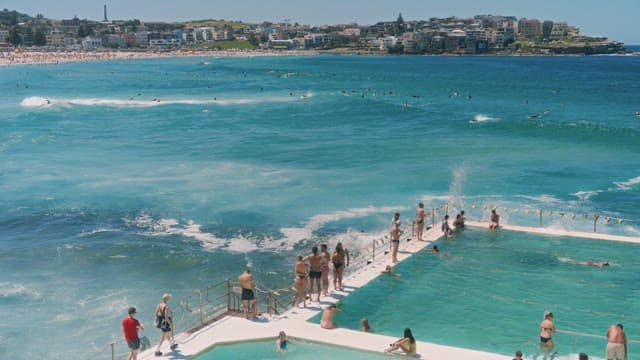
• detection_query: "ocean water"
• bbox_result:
[1,54,639,359]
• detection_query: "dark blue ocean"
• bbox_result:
[1,54,639,359]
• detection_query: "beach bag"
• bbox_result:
[155,315,162,328]
[139,336,151,351]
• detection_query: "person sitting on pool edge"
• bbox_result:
[320,304,341,329]
[489,209,500,230]
[385,327,416,356]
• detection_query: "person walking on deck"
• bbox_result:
[154,293,177,356]
[122,307,144,360]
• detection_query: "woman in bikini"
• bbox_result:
[385,328,417,356]
[331,242,349,291]
[293,255,308,308]
[539,311,556,354]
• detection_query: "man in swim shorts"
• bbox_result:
[238,268,258,319]
[305,246,323,301]
[606,323,627,360]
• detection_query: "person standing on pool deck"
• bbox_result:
[415,202,426,241]
[293,255,308,308]
[539,311,556,355]
[606,323,627,360]
[390,213,402,263]
[331,242,349,291]
[305,246,323,302]
[238,268,258,319]
[490,208,500,230]
[441,214,453,237]
[320,244,331,296]
[155,293,178,356]
[122,307,144,360]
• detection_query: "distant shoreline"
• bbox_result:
[1,48,637,66]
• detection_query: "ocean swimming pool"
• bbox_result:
[193,338,394,359]
[311,228,639,359]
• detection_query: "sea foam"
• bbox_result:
[470,114,496,123]
[21,95,301,109]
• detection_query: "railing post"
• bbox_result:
[594,214,599,233]
[432,208,436,227]
[110,342,114,360]
[198,290,204,325]
[226,279,231,311]
[267,291,272,316]
[538,209,543,227]
[372,239,375,261]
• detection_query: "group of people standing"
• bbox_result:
[294,243,350,308]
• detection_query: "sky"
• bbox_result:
[2,0,638,44]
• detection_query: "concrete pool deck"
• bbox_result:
[137,222,640,360]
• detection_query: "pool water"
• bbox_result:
[194,338,395,359]
[311,228,639,358]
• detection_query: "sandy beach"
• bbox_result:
[0,49,318,66]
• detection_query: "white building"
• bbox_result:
[0,30,9,43]
[81,36,102,49]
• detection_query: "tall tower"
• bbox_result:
[103,4,108,22]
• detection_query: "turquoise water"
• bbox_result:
[312,228,640,359]
[1,55,639,359]
[195,338,394,359]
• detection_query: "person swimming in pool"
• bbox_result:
[275,331,288,352]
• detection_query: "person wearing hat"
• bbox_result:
[122,307,144,360]
[539,311,556,353]
[155,293,178,356]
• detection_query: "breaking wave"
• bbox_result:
[20,94,306,109]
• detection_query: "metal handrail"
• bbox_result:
[555,329,639,353]
[424,202,638,234]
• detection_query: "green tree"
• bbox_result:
[8,26,22,46]
[34,27,47,46]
